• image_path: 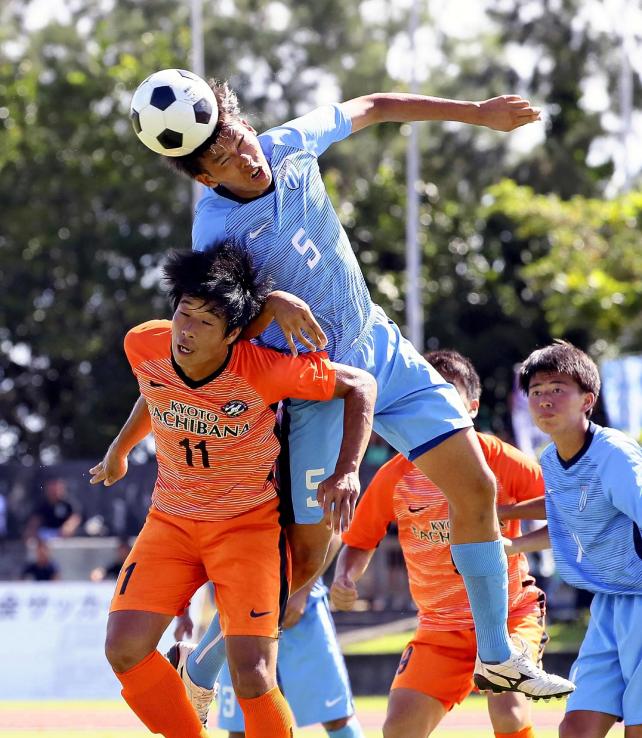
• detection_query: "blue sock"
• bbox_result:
[450,540,511,663]
[326,717,365,738]
[186,612,226,689]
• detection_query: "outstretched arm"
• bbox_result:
[316,365,377,533]
[89,395,151,486]
[342,93,540,134]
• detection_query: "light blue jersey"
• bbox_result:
[540,422,642,595]
[193,104,373,361]
[193,103,472,525]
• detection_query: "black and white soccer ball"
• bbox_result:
[129,69,218,157]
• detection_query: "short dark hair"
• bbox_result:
[518,340,601,414]
[162,244,271,337]
[425,349,481,402]
[163,79,241,179]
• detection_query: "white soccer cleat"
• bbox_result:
[473,643,575,701]
[166,641,216,725]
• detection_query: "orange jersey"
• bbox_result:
[125,320,336,521]
[343,433,544,630]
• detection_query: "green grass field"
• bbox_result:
[342,620,587,655]
[0,695,624,737]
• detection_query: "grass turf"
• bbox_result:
[342,620,587,655]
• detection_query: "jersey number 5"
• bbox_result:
[292,228,320,269]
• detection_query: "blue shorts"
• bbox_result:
[279,306,471,523]
[566,593,642,725]
[217,594,354,729]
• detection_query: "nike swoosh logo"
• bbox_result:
[150,381,166,388]
[250,608,272,618]
[408,505,429,513]
[325,696,343,707]
[249,223,270,239]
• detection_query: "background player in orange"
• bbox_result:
[89,245,376,738]
[331,350,561,738]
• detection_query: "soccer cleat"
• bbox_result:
[473,643,575,701]
[166,641,216,726]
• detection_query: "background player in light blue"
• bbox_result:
[217,575,364,738]
[128,73,573,704]
[509,340,642,737]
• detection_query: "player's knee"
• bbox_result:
[229,662,274,699]
[382,712,408,738]
[558,715,586,738]
[450,467,497,520]
[322,716,350,731]
[104,631,149,673]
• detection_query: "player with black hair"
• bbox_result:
[90,245,376,737]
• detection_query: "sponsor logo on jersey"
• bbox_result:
[149,400,250,438]
[221,400,249,417]
[410,519,450,544]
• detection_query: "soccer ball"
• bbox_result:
[130,69,218,157]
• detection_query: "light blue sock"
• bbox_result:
[450,539,511,663]
[186,612,226,689]
[326,717,366,738]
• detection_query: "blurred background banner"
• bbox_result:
[0,581,207,698]
[601,354,642,440]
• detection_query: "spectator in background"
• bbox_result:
[24,477,81,542]
[21,538,60,581]
[90,537,132,582]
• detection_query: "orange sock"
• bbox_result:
[237,686,294,738]
[495,727,536,738]
[114,650,207,738]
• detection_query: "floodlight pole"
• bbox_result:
[191,0,205,212]
[405,0,423,350]
[618,0,633,193]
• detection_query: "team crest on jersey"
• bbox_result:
[578,485,589,511]
[221,400,249,417]
[277,158,301,190]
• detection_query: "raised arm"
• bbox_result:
[316,365,377,533]
[89,395,152,486]
[341,93,540,134]
[330,544,376,611]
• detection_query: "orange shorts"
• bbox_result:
[109,498,289,638]
[391,604,547,711]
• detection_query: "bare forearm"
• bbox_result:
[241,292,280,340]
[335,381,376,475]
[111,395,152,455]
[336,545,375,582]
[344,92,540,134]
[507,525,551,555]
[498,496,547,522]
[346,93,482,127]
